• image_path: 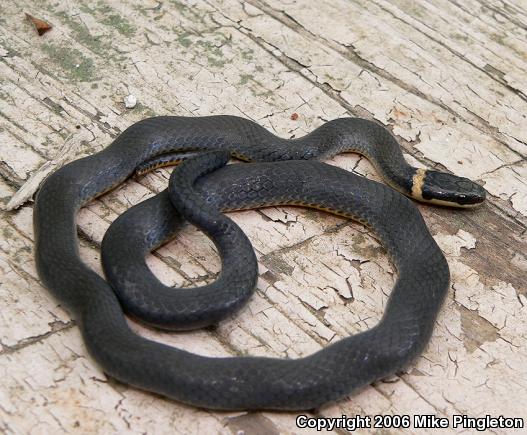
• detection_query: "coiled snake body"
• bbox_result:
[33,116,485,410]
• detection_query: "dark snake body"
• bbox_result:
[34,116,484,410]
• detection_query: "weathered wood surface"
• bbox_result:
[1,0,526,433]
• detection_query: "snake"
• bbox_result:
[33,115,486,410]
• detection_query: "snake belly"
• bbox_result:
[34,116,469,410]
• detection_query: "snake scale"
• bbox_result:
[33,116,485,410]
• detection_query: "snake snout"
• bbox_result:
[421,170,486,206]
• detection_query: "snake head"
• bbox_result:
[415,170,487,207]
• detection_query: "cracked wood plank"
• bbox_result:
[0,0,526,433]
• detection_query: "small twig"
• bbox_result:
[5,131,88,210]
